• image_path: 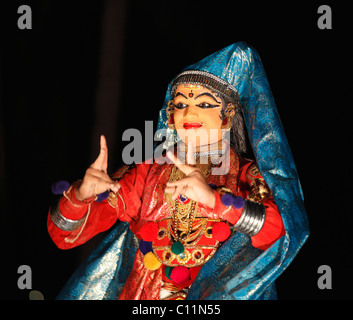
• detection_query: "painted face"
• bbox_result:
[173,84,225,147]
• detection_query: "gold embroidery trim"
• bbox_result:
[108,191,125,210]
[161,291,188,300]
[204,226,213,238]
[245,163,272,203]
[153,244,219,267]
[64,203,92,243]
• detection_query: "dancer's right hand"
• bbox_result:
[75,135,120,201]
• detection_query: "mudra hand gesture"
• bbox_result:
[164,146,216,209]
[75,135,120,201]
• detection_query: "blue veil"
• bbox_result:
[57,42,309,300]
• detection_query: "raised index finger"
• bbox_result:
[91,135,108,172]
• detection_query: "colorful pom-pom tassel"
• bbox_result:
[137,222,159,241]
[96,190,110,202]
[165,266,173,280]
[143,252,161,270]
[233,196,245,209]
[170,266,190,285]
[51,180,70,195]
[221,193,245,209]
[171,241,184,255]
[139,240,153,255]
[212,222,231,242]
[221,193,234,206]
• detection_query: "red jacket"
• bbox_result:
[48,149,285,299]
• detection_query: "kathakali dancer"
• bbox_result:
[48,42,309,300]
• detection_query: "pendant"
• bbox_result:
[178,194,190,204]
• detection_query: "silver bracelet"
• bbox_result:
[234,200,266,237]
[50,203,87,231]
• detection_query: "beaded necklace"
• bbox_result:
[167,160,212,254]
[172,197,196,243]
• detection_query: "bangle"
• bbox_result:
[215,186,266,236]
[50,201,89,231]
[234,200,266,237]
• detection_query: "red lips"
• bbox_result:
[183,123,202,130]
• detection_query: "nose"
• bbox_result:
[183,105,198,118]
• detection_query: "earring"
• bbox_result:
[166,100,175,130]
[221,103,235,130]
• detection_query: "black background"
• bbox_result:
[1,0,351,300]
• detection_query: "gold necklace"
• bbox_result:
[172,198,196,243]
[167,161,212,245]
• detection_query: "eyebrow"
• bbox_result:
[194,92,221,104]
[174,92,188,99]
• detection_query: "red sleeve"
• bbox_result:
[47,162,151,250]
[210,162,285,251]
[250,197,285,251]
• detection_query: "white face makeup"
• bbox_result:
[173,84,225,147]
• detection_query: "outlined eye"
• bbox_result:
[195,102,220,109]
[174,103,188,109]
